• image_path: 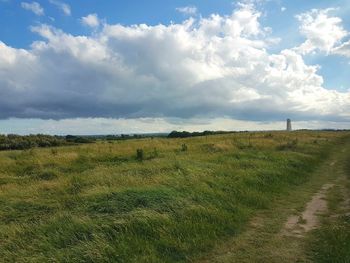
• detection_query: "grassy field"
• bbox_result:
[0,131,348,262]
[198,131,350,263]
[306,145,350,263]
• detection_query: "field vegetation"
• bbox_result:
[0,131,348,262]
[0,134,94,151]
[307,148,350,262]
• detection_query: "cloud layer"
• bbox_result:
[1,3,350,122]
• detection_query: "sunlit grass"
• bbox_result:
[0,131,348,262]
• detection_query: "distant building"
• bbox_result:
[287,119,292,131]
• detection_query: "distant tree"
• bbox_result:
[168,130,231,139]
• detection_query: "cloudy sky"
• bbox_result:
[0,0,350,135]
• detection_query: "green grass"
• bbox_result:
[0,131,348,262]
[307,148,350,263]
[196,134,350,263]
[309,212,350,263]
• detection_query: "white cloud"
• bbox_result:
[81,13,100,28]
[176,6,197,16]
[295,8,348,54]
[49,0,71,16]
[0,3,349,123]
[281,7,286,12]
[333,40,350,57]
[21,1,44,16]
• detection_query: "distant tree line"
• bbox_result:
[65,135,94,144]
[105,134,144,141]
[0,134,93,151]
[167,130,233,138]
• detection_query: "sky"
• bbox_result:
[0,0,350,135]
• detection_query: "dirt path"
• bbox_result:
[197,140,350,263]
[282,183,333,237]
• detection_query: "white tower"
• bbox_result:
[287,119,292,131]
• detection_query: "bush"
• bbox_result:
[66,135,94,144]
[0,134,67,151]
[136,149,144,161]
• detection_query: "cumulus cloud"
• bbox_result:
[176,6,197,16]
[81,13,100,28]
[295,8,348,54]
[0,3,349,123]
[49,0,71,16]
[21,1,44,16]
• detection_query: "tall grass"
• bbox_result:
[0,131,348,262]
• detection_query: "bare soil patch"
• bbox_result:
[283,184,334,237]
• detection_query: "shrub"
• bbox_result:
[136,149,144,161]
[0,134,67,151]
